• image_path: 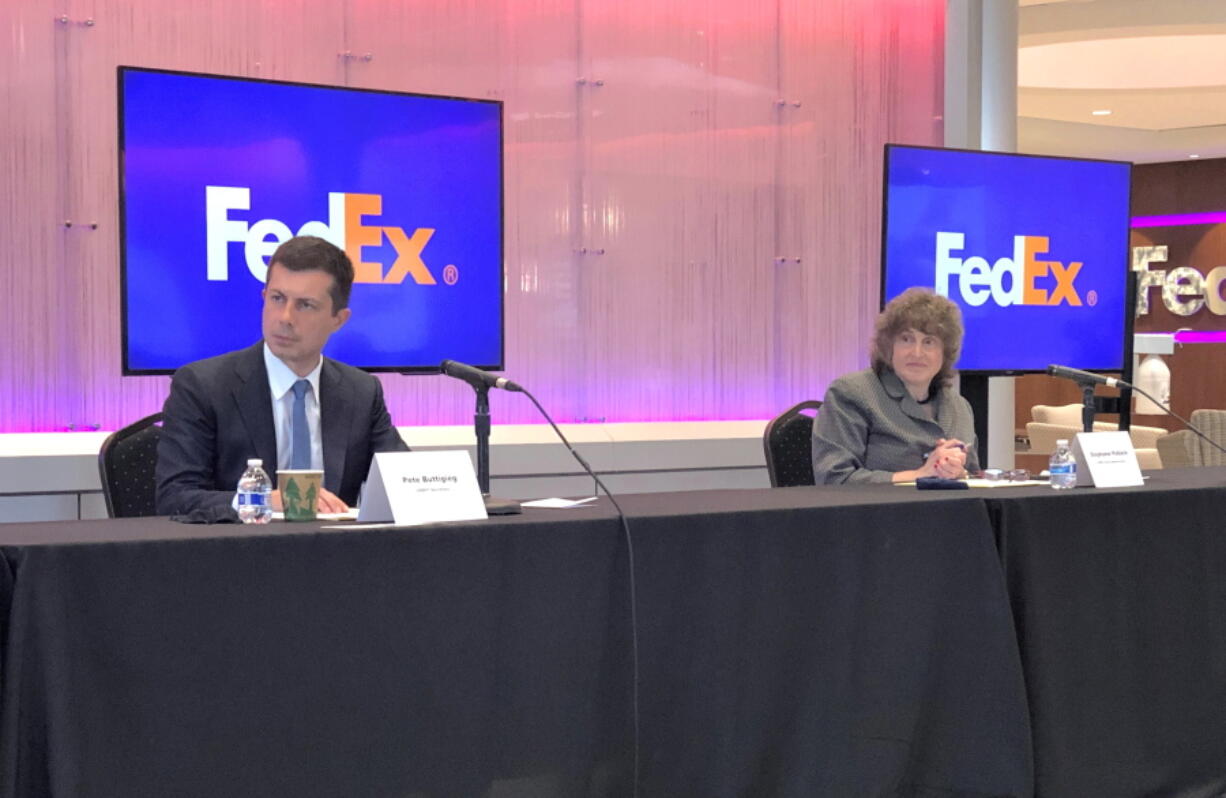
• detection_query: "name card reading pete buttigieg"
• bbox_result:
[358,450,488,526]
[1072,431,1144,489]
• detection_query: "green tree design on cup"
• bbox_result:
[279,470,322,521]
[283,478,302,517]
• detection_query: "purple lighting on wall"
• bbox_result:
[1131,211,1226,228]
[1173,330,1226,344]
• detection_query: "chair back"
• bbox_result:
[764,400,822,488]
[1031,403,1084,425]
[98,413,164,518]
[1189,409,1226,466]
[1156,430,1194,469]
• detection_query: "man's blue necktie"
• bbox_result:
[290,379,311,469]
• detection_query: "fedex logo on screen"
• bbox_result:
[933,232,1088,307]
[205,186,438,285]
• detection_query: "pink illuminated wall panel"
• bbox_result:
[0,0,943,431]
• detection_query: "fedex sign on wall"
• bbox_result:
[120,67,503,374]
[934,233,1085,307]
[206,187,439,286]
[881,145,1132,373]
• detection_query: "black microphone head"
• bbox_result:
[439,359,523,392]
[441,359,481,382]
[1048,364,1084,380]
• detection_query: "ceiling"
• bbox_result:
[1017,0,1226,163]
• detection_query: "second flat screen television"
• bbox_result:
[120,66,504,375]
[881,144,1133,374]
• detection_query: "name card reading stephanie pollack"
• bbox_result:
[1071,431,1145,489]
[358,450,488,526]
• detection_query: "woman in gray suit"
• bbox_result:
[811,287,978,484]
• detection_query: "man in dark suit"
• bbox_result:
[156,236,408,516]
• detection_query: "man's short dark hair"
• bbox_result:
[268,236,354,313]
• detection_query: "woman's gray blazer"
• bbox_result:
[811,368,979,485]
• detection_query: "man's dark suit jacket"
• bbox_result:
[155,342,409,515]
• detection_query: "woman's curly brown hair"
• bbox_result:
[870,287,964,393]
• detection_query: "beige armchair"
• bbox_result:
[1154,409,1226,468]
[1026,403,1167,469]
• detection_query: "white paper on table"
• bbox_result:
[964,479,1048,489]
[521,496,599,509]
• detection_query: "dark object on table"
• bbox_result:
[484,496,522,515]
[916,476,969,490]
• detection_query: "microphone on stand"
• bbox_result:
[1045,364,1122,388]
[1047,364,1226,458]
[437,360,522,515]
[441,359,523,393]
[1046,364,1116,432]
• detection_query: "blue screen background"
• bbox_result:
[882,146,1131,373]
[121,68,503,373]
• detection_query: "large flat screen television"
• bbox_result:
[119,66,503,375]
[881,144,1133,375]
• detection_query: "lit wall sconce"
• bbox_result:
[1133,333,1175,414]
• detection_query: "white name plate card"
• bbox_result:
[358,450,488,526]
[1072,431,1144,489]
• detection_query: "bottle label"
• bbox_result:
[1050,463,1074,475]
[238,493,267,507]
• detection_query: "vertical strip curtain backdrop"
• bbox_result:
[0,0,942,432]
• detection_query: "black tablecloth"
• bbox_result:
[619,489,1029,797]
[0,487,1031,798]
[984,467,1226,798]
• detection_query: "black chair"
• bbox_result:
[97,412,164,518]
[763,400,822,488]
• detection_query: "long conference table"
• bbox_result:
[1,469,1225,797]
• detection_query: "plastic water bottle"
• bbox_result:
[1049,439,1077,490]
[237,458,273,524]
